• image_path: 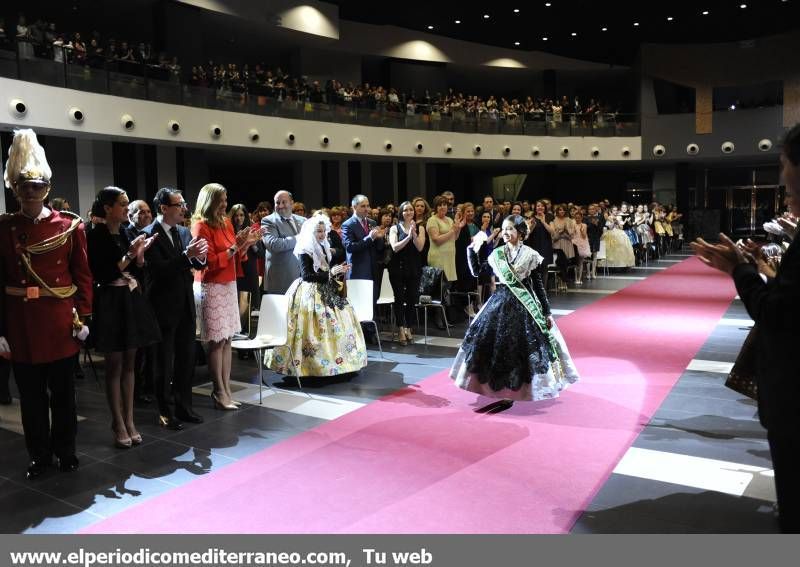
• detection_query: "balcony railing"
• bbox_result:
[0,43,640,137]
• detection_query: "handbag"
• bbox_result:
[725,326,758,400]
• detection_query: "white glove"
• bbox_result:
[0,336,10,358]
[74,326,90,341]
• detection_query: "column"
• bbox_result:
[75,139,113,218]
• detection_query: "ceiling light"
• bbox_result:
[633,22,640,26]
[513,9,520,13]
[455,19,461,24]
[702,10,709,15]
[483,14,490,19]
[545,2,551,6]
[427,25,434,30]
[601,27,608,31]
[542,36,548,41]
[571,32,577,36]
[667,16,673,21]
[740,4,747,8]
[514,41,520,45]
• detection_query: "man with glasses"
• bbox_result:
[143,187,208,430]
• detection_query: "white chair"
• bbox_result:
[347,278,384,358]
[596,240,609,277]
[231,293,295,404]
[376,269,395,330]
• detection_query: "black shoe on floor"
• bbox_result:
[57,455,79,473]
[175,407,204,424]
[26,459,52,480]
[158,414,184,430]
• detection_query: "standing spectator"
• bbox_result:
[427,196,465,328]
[16,14,34,59]
[525,200,555,290]
[229,203,262,338]
[125,199,155,402]
[691,123,800,533]
[586,203,604,279]
[192,185,260,410]
[341,195,385,342]
[455,202,480,316]
[86,188,160,448]
[412,196,432,265]
[388,201,426,345]
[261,190,305,294]
[142,187,208,429]
[0,129,92,478]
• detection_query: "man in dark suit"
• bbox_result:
[143,188,208,430]
[342,194,385,281]
[691,123,800,533]
[342,194,385,343]
[261,190,305,294]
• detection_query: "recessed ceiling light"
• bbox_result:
[514,41,520,45]
[513,8,520,13]
[542,36,548,41]
[455,19,461,24]
[427,25,434,30]
[667,16,673,21]
[545,2,551,6]
[633,22,640,26]
[740,3,747,8]
[571,32,577,36]
[483,14,490,19]
[702,10,709,15]
[601,27,608,31]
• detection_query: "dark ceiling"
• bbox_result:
[331,0,800,65]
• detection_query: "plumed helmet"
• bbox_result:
[3,129,52,189]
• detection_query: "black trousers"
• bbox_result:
[154,314,196,416]
[389,269,420,328]
[0,357,10,400]
[768,431,800,533]
[134,344,155,397]
[12,356,77,462]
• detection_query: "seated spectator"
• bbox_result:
[265,213,367,377]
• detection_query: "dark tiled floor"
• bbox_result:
[0,252,776,533]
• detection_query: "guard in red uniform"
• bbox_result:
[0,129,93,479]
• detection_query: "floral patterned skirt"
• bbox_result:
[265,280,368,377]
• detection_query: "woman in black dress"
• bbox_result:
[388,201,426,345]
[87,187,161,448]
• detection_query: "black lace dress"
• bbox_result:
[450,243,580,401]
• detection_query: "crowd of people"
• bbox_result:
[2,12,623,124]
[2,123,799,532]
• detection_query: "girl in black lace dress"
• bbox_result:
[450,215,579,406]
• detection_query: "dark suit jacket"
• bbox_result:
[341,214,384,280]
[733,237,800,434]
[142,220,205,328]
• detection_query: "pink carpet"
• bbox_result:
[82,257,736,534]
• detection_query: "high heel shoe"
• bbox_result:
[112,425,132,449]
[211,392,238,411]
[396,328,407,346]
[404,327,414,342]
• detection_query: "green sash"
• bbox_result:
[493,246,559,360]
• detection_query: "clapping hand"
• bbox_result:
[778,215,798,240]
[331,263,350,277]
[690,233,748,275]
[187,236,208,259]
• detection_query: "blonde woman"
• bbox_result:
[191,183,261,410]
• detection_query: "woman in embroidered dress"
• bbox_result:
[450,215,580,409]
[266,213,368,377]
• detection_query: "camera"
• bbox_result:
[653,144,666,157]
[121,114,135,131]
[249,129,259,142]
[168,120,180,134]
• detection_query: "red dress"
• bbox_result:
[0,210,93,364]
